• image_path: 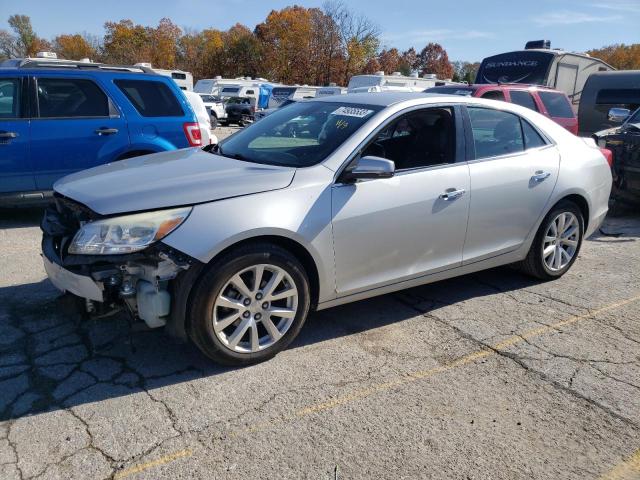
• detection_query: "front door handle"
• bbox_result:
[531,171,551,183]
[0,131,18,139]
[440,188,466,201]
[95,127,118,136]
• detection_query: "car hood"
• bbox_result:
[593,126,622,138]
[54,148,296,215]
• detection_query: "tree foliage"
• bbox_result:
[587,44,640,70]
[417,42,454,80]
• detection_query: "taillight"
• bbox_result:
[599,147,613,168]
[183,122,202,147]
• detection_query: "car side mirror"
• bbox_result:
[341,156,395,183]
[608,108,630,123]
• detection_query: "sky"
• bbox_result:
[1,0,639,61]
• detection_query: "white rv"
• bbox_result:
[268,86,321,108]
[316,85,346,97]
[194,76,273,95]
[475,40,614,109]
[347,72,450,93]
[134,63,193,91]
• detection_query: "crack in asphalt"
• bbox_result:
[393,294,640,430]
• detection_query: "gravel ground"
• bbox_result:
[0,205,639,480]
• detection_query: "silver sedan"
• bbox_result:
[42,93,612,365]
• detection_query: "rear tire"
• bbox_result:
[517,200,584,280]
[189,243,311,366]
[210,115,218,130]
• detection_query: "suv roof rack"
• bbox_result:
[1,58,157,74]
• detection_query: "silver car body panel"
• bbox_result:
[53,148,296,215]
[55,93,612,311]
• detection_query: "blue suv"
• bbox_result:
[0,58,201,205]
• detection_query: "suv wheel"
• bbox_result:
[518,201,584,280]
[189,243,311,365]
[210,115,218,130]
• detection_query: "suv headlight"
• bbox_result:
[68,207,192,255]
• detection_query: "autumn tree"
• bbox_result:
[451,60,480,83]
[0,14,50,58]
[378,48,402,74]
[256,6,315,84]
[400,48,419,76]
[103,19,150,64]
[223,24,262,78]
[148,18,181,69]
[417,42,454,79]
[588,43,640,70]
[53,34,97,60]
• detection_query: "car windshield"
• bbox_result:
[218,101,382,167]
[200,95,220,102]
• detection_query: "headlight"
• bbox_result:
[68,207,192,255]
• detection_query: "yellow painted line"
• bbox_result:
[292,294,640,419]
[599,448,640,480]
[114,449,193,479]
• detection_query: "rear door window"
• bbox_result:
[510,90,538,111]
[467,107,524,159]
[481,90,506,101]
[37,78,109,118]
[115,79,183,117]
[0,78,21,118]
[539,91,574,118]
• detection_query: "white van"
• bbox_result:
[347,72,449,93]
[194,76,273,95]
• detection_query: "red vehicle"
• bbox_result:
[425,84,579,135]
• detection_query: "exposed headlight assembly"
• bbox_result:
[69,207,192,255]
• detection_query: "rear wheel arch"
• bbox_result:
[553,194,590,231]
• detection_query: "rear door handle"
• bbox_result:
[0,131,18,139]
[531,171,551,182]
[440,188,466,201]
[95,127,118,135]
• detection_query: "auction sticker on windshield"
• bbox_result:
[331,106,375,118]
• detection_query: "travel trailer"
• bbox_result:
[134,63,193,90]
[475,40,614,109]
[347,71,451,93]
[194,77,275,109]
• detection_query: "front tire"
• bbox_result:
[189,243,311,366]
[518,200,584,280]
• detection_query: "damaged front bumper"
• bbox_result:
[41,196,202,332]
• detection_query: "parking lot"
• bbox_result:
[0,205,638,480]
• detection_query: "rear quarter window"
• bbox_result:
[115,79,183,117]
[539,91,574,118]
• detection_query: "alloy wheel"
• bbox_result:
[542,212,580,272]
[212,264,299,353]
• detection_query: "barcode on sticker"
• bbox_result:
[331,107,374,118]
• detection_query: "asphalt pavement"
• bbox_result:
[0,205,639,480]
